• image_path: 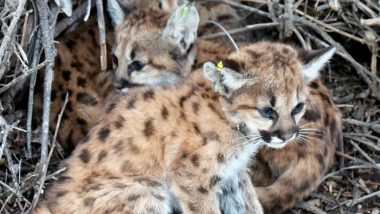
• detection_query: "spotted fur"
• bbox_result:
[46,2,234,151]
[202,43,342,212]
[44,1,341,211]
[33,45,278,214]
[251,76,342,212]
[35,42,340,213]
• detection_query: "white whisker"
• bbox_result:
[299,131,325,137]
[228,137,262,154]
[296,136,309,145]
[233,134,261,142]
[300,123,318,128]
[240,137,262,147]
[298,135,312,141]
[301,128,324,132]
[296,138,307,145]
[299,130,323,134]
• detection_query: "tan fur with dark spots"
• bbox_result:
[251,78,342,213]
[45,4,235,152]
[35,42,341,213]
[44,17,115,151]
[117,0,244,40]
[216,42,341,212]
[34,68,263,214]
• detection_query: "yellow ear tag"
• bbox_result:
[180,4,190,19]
[216,61,224,72]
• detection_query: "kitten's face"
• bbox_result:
[109,2,199,93]
[203,42,335,149]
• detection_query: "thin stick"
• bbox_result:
[30,0,59,212]
[335,151,369,165]
[244,0,367,44]
[14,10,30,75]
[0,116,9,158]
[360,17,380,26]
[37,0,55,165]
[96,0,107,71]
[322,164,380,182]
[26,30,42,159]
[50,93,69,163]
[55,0,96,37]
[369,41,378,77]
[344,134,380,152]
[0,61,48,94]
[267,0,277,19]
[0,180,17,195]
[205,20,239,50]
[0,0,27,80]
[283,0,294,38]
[296,202,327,214]
[293,26,307,48]
[45,167,67,181]
[352,0,377,18]
[84,0,93,21]
[349,140,376,164]
[200,23,279,40]
[204,0,272,19]
[296,10,366,44]
[340,190,380,207]
[28,93,69,212]
[343,118,380,129]
[3,127,22,199]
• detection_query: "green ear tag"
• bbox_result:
[180,4,190,19]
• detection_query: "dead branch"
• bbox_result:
[340,190,380,207]
[323,164,380,182]
[28,0,59,212]
[0,0,27,80]
[0,61,48,94]
[343,118,380,129]
[283,0,294,38]
[55,0,96,38]
[200,23,280,39]
[348,140,376,164]
[26,29,42,159]
[96,0,107,71]
[360,17,380,26]
[296,202,327,214]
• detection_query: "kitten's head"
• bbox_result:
[108,0,199,93]
[204,42,335,149]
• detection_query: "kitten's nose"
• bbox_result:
[279,133,294,141]
[279,127,299,141]
[112,76,125,90]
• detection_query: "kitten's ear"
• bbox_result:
[299,46,335,83]
[163,3,200,52]
[56,0,73,17]
[203,62,248,97]
[107,0,127,26]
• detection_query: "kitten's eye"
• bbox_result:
[130,61,145,71]
[292,102,305,115]
[130,50,136,59]
[258,107,275,119]
[112,54,118,68]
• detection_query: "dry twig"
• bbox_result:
[0,0,27,80]
[96,0,107,71]
[29,0,59,212]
